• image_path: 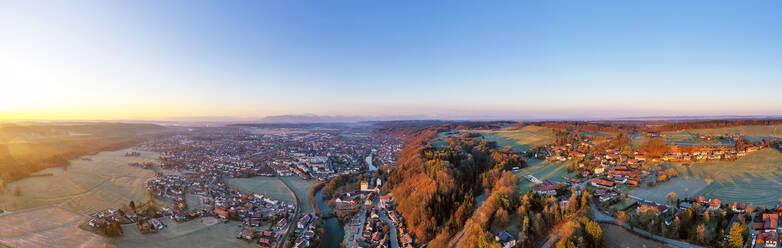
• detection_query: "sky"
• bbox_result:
[1,0,782,121]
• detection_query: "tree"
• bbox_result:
[667,192,677,205]
[729,222,748,248]
[617,211,627,225]
[584,220,604,248]
[491,208,510,230]
[567,192,580,215]
[696,224,706,244]
[667,217,680,239]
[129,200,136,211]
[640,137,669,158]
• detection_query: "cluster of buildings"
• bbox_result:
[138,127,401,182]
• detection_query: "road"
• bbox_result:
[589,201,703,248]
[447,193,490,248]
[345,203,368,248]
[375,199,400,248]
[277,178,302,248]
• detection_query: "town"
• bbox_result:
[81,125,408,248]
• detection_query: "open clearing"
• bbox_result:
[0,206,108,248]
[601,223,671,248]
[631,148,782,207]
[0,149,159,214]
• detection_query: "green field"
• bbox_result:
[280,177,316,213]
[631,148,782,207]
[474,125,555,151]
[228,177,295,203]
[228,176,316,213]
[0,149,159,215]
[514,159,576,193]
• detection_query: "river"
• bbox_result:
[367,154,377,171]
[315,190,344,248]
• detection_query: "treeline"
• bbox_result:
[513,119,782,134]
[655,119,782,132]
[518,121,643,133]
[386,126,528,245]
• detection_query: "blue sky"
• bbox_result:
[1,0,781,120]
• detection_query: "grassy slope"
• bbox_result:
[632,148,782,207]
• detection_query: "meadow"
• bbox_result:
[631,148,782,207]
[110,217,255,248]
[227,176,316,213]
[280,177,316,213]
[228,177,295,203]
[474,125,556,151]
[0,149,159,214]
[0,206,108,248]
[514,159,576,193]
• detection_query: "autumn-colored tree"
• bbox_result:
[667,192,677,205]
[728,222,748,248]
[639,137,670,158]
[617,211,627,225]
[584,220,604,248]
[567,192,580,215]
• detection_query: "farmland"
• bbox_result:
[631,148,782,207]
[0,149,159,214]
[0,206,108,248]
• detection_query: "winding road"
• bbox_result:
[277,178,302,248]
[589,201,703,248]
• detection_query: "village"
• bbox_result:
[524,130,782,247]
